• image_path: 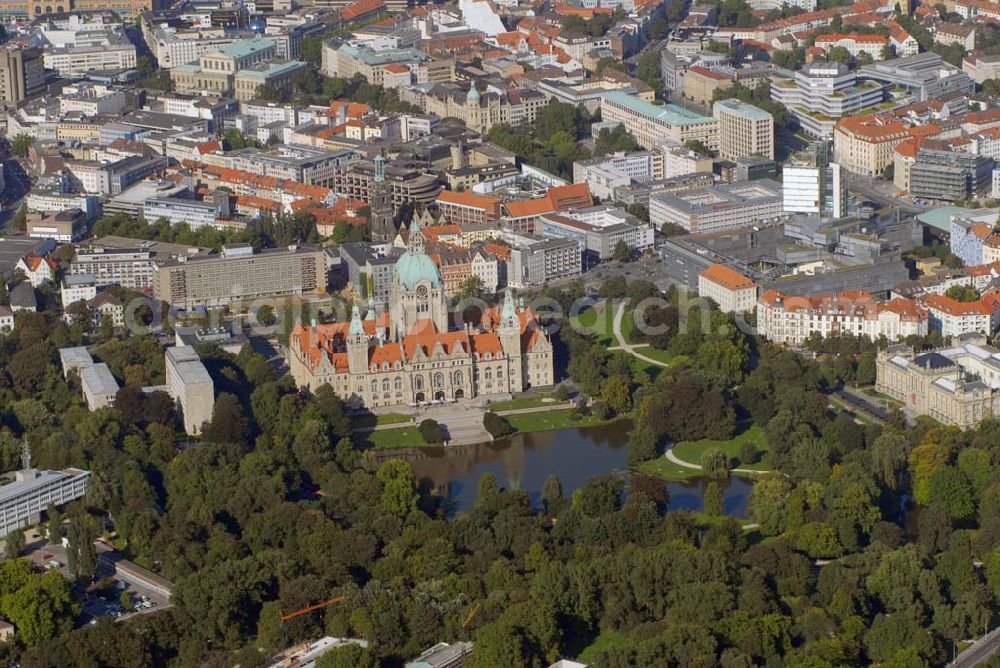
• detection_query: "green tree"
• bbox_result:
[704,481,724,516]
[944,284,980,302]
[702,449,731,479]
[828,46,852,64]
[376,460,418,518]
[599,374,632,415]
[750,475,792,535]
[1,570,76,646]
[612,240,631,262]
[468,622,533,668]
[10,133,32,157]
[4,530,24,557]
[928,466,975,518]
[418,418,445,444]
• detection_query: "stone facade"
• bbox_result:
[876,336,1000,429]
[288,223,554,408]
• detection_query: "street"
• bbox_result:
[950,627,1000,668]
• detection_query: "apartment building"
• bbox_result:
[649,179,783,234]
[143,192,230,230]
[166,346,214,435]
[61,274,97,307]
[152,244,326,309]
[698,263,757,313]
[814,33,889,61]
[713,99,774,161]
[600,91,719,151]
[757,290,928,345]
[924,293,1000,337]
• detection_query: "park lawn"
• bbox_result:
[576,630,627,664]
[351,413,412,428]
[570,303,615,345]
[505,409,620,434]
[862,388,904,407]
[671,423,770,471]
[489,390,563,412]
[352,426,427,449]
[636,455,702,481]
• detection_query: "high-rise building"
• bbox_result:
[0,46,44,105]
[782,141,848,219]
[713,99,775,161]
[369,154,396,243]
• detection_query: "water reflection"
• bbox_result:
[401,421,755,516]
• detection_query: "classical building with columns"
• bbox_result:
[288,221,554,408]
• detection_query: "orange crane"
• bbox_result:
[460,601,480,629]
[280,595,348,622]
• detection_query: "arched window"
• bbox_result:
[496,368,503,379]
[433,372,444,387]
[414,376,424,391]
[453,370,463,385]
[394,377,402,391]
[371,380,378,395]
[382,379,390,392]
[485,369,493,381]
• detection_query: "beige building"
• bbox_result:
[170,37,307,101]
[600,91,718,152]
[698,263,757,313]
[876,336,1000,429]
[152,244,326,309]
[758,290,928,346]
[0,46,44,105]
[289,222,554,409]
[833,114,911,176]
[682,66,733,106]
[165,346,214,435]
[713,99,775,161]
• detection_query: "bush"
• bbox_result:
[483,412,515,439]
[739,441,759,466]
[591,401,611,420]
[553,385,570,401]
[418,419,445,444]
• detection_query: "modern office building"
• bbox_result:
[909,148,993,202]
[508,236,582,287]
[876,337,1000,429]
[166,346,214,435]
[600,91,719,151]
[152,244,326,309]
[0,464,90,538]
[713,99,775,161]
[143,191,230,230]
[0,46,44,105]
[649,179,783,234]
[770,62,884,138]
[782,142,848,219]
[859,52,974,102]
[538,206,653,263]
[71,239,200,290]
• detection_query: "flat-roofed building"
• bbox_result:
[698,263,757,313]
[713,99,774,161]
[81,363,119,410]
[166,346,214,435]
[508,236,582,287]
[649,179,783,234]
[152,244,326,309]
[600,91,719,152]
[0,467,90,538]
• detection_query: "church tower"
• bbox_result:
[346,305,369,374]
[498,288,523,391]
[369,154,396,243]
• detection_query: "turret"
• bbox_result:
[347,305,369,374]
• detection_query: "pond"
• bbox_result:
[403,421,756,517]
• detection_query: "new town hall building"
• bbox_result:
[289,222,554,408]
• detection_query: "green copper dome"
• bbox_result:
[395,251,441,290]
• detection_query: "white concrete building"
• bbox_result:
[713,99,775,161]
[61,274,97,307]
[166,346,215,436]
